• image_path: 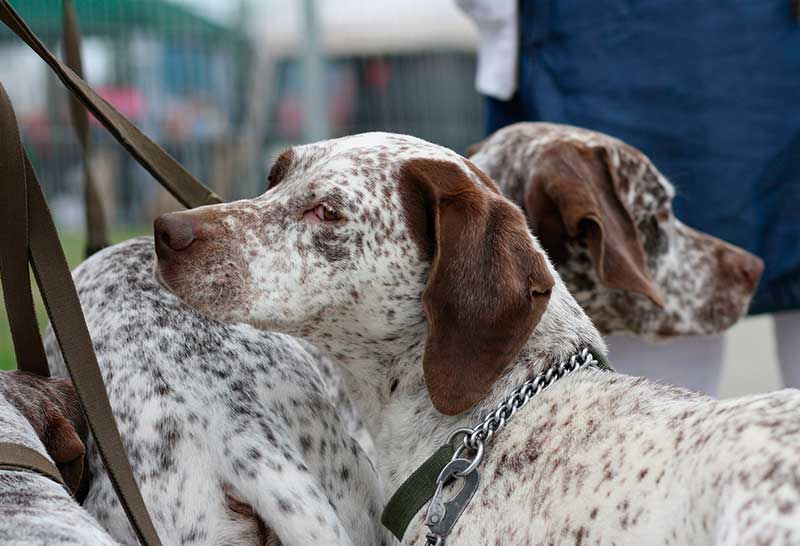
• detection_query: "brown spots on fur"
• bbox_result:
[762,461,780,482]
[311,229,351,263]
[575,526,588,546]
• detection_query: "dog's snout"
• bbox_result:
[739,254,764,291]
[155,213,196,254]
[722,247,764,293]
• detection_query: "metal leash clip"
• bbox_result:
[424,457,480,545]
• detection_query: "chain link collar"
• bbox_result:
[447,347,601,475]
[381,347,606,545]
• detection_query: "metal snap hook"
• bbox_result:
[424,458,481,540]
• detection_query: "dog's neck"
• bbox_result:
[331,285,606,492]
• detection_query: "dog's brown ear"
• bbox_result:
[525,142,663,307]
[45,377,87,493]
[400,159,554,416]
[0,372,86,493]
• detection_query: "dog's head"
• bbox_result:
[154,133,571,415]
[469,123,763,338]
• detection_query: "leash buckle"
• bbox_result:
[424,458,480,542]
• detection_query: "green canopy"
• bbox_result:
[2,0,237,43]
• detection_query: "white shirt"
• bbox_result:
[455,0,518,100]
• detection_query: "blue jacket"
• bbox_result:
[487,0,800,314]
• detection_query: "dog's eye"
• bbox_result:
[310,204,344,222]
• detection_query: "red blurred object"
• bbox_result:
[366,59,392,89]
[21,112,50,143]
[90,85,147,123]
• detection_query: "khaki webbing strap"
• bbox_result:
[0,442,66,487]
[0,83,163,546]
[0,0,221,210]
[62,0,108,257]
[0,78,48,377]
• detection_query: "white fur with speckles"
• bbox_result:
[45,238,394,546]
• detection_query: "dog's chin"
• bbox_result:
[154,261,186,300]
[153,261,172,292]
[154,262,218,319]
[700,294,753,336]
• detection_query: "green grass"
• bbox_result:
[0,226,149,371]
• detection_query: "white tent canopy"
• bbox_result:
[255,0,479,57]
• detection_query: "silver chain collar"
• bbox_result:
[423,347,600,546]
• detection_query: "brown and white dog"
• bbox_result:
[153,133,800,545]
[468,122,764,339]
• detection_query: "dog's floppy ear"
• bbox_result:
[400,159,554,416]
[0,372,86,493]
[525,142,663,307]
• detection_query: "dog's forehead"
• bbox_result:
[290,132,478,188]
[297,132,446,158]
[560,126,677,203]
[495,123,677,204]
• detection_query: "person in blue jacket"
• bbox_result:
[458,0,800,394]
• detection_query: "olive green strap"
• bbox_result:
[0,442,66,487]
[0,81,164,546]
[592,348,612,371]
[0,0,221,210]
[381,444,455,541]
[0,70,48,377]
[0,3,226,544]
[62,0,108,257]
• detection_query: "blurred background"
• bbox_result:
[0,0,482,223]
[0,0,782,395]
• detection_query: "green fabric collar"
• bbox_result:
[380,347,611,541]
[381,444,455,541]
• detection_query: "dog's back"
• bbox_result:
[462,370,800,545]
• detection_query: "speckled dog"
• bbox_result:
[468,122,764,338]
[0,371,118,545]
[46,238,392,546]
[155,132,800,545]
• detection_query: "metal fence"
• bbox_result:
[0,0,483,229]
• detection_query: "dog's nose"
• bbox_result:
[739,254,764,291]
[154,213,195,253]
[722,248,764,293]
